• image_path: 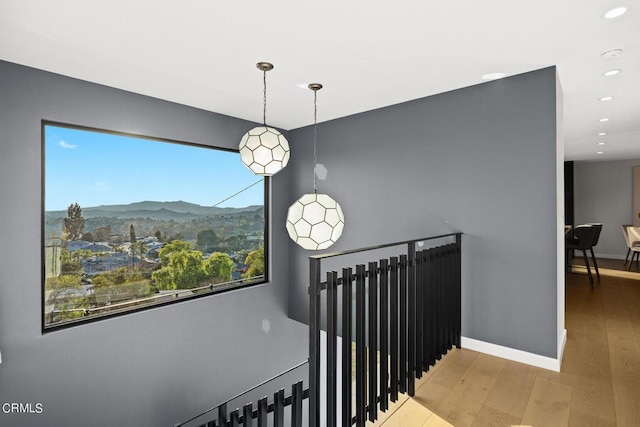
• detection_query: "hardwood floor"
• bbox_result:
[570,256,640,273]
[372,261,640,426]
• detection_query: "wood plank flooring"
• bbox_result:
[372,261,640,426]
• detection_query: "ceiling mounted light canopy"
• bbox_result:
[239,62,290,176]
[286,83,345,251]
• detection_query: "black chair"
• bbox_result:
[566,224,601,288]
[587,223,602,282]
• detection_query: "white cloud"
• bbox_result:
[59,141,77,149]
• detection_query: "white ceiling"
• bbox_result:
[1,0,638,161]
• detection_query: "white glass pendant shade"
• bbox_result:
[286,193,345,250]
[239,126,290,176]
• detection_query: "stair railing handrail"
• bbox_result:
[309,232,462,427]
[174,359,308,427]
[309,233,461,260]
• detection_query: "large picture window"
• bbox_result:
[42,121,267,331]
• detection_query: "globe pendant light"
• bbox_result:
[239,62,290,176]
[286,84,345,250]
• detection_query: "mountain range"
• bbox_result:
[46,201,263,220]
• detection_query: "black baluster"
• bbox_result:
[379,258,389,411]
[242,403,252,427]
[257,397,267,427]
[342,267,353,425]
[309,258,321,427]
[408,242,416,397]
[415,250,423,379]
[327,271,338,427]
[273,389,284,427]
[291,381,303,427]
[390,256,399,402]
[399,254,407,394]
[218,403,227,427]
[368,261,378,422]
[230,410,240,427]
[355,264,366,427]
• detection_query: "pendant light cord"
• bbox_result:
[313,89,318,194]
[263,70,267,126]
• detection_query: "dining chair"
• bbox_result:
[622,224,633,266]
[626,226,640,271]
[566,224,600,288]
[586,223,602,282]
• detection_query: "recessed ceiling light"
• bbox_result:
[597,142,607,146]
[296,83,308,90]
[601,49,623,60]
[604,7,628,19]
[598,132,607,136]
[599,118,610,122]
[603,69,621,76]
[599,96,614,101]
[481,72,507,80]
[597,151,604,155]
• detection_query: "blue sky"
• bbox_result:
[45,124,264,211]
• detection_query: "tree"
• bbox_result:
[92,274,152,307]
[244,245,264,278]
[223,234,247,252]
[72,248,93,263]
[152,249,206,290]
[92,267,141,287]
[151,268,173,290]
[45,274,82,291]
[45,274,83,313]
[60,248,83,275]
[138,241,146,261]
[170,251,206,289]
[158,240,191,266]
[202,252,234,282]
[130,224,136,267]
[196,229,219,252]
[94,226,112,242]
[63,203,85,242]
[169,232,184,242]
[129,224,136,245]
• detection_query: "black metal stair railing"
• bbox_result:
[174,360,309,427]
[175,232,461,427]
[309,232,462,427]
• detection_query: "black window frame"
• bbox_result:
[41,120,269,333]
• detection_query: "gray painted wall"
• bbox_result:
[574,158,640,258]
[286,67,560,358]
[0,60,561,425]
[0,61,307,426]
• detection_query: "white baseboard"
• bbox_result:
[558,328,567,370]
[461,331,566,372]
